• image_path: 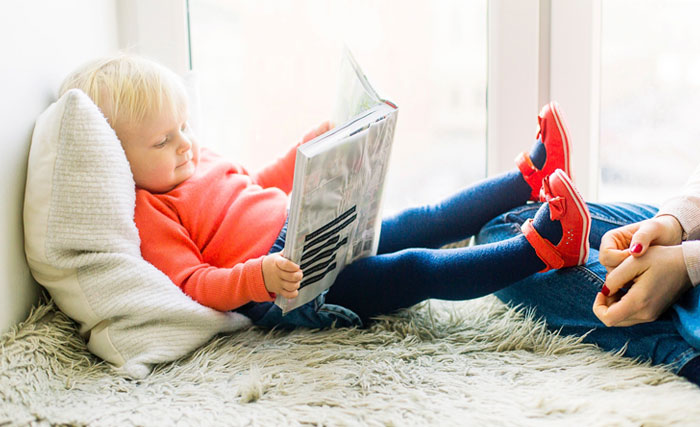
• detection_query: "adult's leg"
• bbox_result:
[584,202,659,249]
[476,203,700,375]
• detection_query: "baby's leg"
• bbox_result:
[377,170,531,253]
[326,233,545,324]
[327,169,589,324]
[379,101,573,254]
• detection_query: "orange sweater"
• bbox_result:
[134,147,297,311]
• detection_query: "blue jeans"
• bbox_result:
[242,291,362,329]
[477,202,700,373]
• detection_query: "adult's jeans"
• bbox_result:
[477,202,700,373]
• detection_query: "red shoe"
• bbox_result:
[521,169,590,272]
[515,101,572,201]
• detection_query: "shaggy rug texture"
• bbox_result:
[3,294,700,426]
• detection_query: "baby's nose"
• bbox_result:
[177,138,192,153]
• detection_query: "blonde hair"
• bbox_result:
[59,53,187,127]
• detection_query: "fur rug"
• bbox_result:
[3,294,700,426]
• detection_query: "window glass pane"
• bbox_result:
[600,0,700,204]
[188,0,487,212]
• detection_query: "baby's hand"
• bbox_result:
[301,121,333,143]
[262,253,303,299]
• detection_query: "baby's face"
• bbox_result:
[114,106,199,193]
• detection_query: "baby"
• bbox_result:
[60,53,590,328]
[60,54,310,307]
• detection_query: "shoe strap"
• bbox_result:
[515,152,542,201]
[521,219,564,273]
[515,151,538,178]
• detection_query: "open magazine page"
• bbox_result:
[275,49,398,314]
[331,48,383,126]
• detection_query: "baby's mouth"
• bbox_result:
[177,153,192,168]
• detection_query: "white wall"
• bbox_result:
[0,1,120,333]
[487,0,540,179]
[488,0,602,200]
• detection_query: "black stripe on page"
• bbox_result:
[300,235,340,263]
[299,262,338,289]
[301,253,336,277]
[304,206,357,243]
[304,214,356,251]
[300,237,348,271]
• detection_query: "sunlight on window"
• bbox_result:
[188,0,487,212]
[599,0,700,204]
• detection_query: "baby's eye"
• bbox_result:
[181,122,189,132]
[154,138,168,148]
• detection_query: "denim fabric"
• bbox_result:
[235,219,363,329]
[247,291,362,330]
[477,202,700,373]
[673,287,700,350]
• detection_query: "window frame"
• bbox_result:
[116,0,190,75]
[488,0,601,200]
[121,0,603,199]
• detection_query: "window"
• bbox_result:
[599,0,700,203]
[188,0,487,212]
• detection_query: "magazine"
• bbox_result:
[275,49,399,314]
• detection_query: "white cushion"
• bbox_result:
[23,89,250,378]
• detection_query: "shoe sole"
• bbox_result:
[553,169,590,265]
[549,102,572,179]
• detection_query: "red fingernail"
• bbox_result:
[630,244,642,254]
[601,285,610,296]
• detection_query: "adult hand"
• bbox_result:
[262,253,303,299]
[598,215,684,273]
[593,245,691,327]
